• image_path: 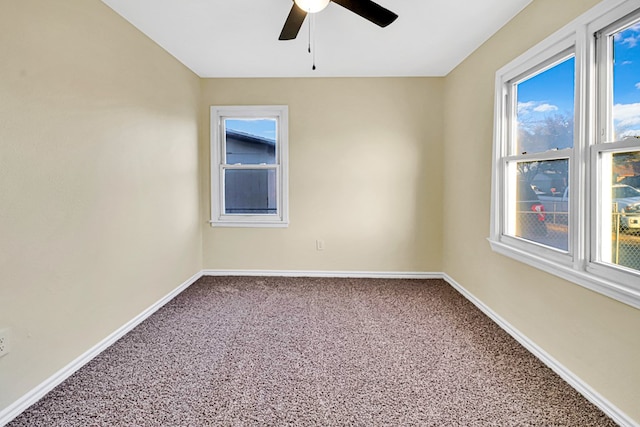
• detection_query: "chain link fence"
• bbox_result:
[515,206,640,273]
[612,209,640,271]
[516,206,568,251]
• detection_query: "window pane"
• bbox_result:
[224,118,277,165]
[516,56,575,154]
[612,22,640,140]
[604,151,640,272]
[511,159,569,250]
[224,169,277,214]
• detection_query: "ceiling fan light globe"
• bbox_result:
[294,0,330,13]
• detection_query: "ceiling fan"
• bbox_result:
[278,0,398,40]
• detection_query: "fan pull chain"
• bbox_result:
[310,13,316,70]
[308,9,311,54]
[312,14,317,70]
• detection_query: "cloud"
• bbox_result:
[517,101,536,115]
[614,103,640,138]
[636,82,640,90]
[619,129,640,138]
[533,103,558,112]
[621,60,633,65]
[622,35,640,47]
[615,23,640,47]
[614,103,640,126]
[518,101,560,115]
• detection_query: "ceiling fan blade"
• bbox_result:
[332,0,398,27]
[279,3,308,40]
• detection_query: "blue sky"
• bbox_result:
[613,22,640,138]
[225,119,277,141]
[517,22,640,141]
[517,56,575,121]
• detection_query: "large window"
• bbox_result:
[491,0,640,308]
[210,106,289,227]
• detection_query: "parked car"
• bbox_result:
[534,184,640,231]
[618,175,640,191]
[516,179,547,237]
[613,184,640,232]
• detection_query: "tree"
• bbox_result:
[516,113,573,186]
[518,112,573,154]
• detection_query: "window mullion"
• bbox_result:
[222,164,278,170]
[573,23,589,271]
[505,150,572,163]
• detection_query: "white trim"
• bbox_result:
[207,220,289,228]
[442,273,639,427]
[0,271,203,427]
[202,269,444,279]
[209,105,289,228]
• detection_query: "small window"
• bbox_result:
[210,106,289,227]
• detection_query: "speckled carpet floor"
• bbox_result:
[9,276,616,426]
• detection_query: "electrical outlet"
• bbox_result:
[0,328,10,358]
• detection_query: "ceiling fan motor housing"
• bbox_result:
[294,0,331,13]
[279,0,398,41]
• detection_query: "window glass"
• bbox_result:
[224,169,277,214]
[516,56,575,154]
[224,118,277,165]
[611,151,640,270]
[511,159,569,251]
[604,151,640,272]
[612,22,640,140]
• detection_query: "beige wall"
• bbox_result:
[201,78,444,273]
[0,0,202,412]
[442,0,640,421]
[2,0,638,423]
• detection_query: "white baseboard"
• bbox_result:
[442,273,638,427]
[0,271,203,427]
[202,269,445,280]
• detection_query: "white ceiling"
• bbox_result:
[100,0,532,78]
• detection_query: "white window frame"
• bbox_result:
[210,105,289,228]
[502,45,576,265]
[490,0,640,309]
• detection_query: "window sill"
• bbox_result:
[209,220,289,228]
[488,237,640,310]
